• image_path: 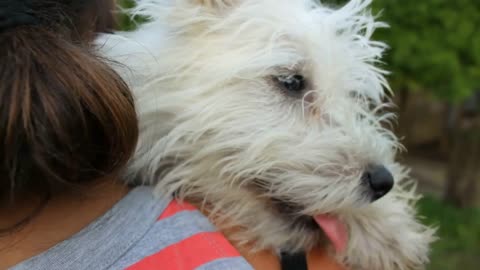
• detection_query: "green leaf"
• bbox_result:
[371,0,480,101]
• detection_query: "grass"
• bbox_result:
[418,195,480,270]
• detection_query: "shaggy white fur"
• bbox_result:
[96,0,436,269]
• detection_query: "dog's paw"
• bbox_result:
[338,189,436,270]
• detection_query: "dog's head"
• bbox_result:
[113,0,404,253]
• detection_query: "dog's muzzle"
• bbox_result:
[363,165,394,201]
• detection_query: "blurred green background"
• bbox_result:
[116,0,480,269]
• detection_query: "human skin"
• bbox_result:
[0,179,129,269]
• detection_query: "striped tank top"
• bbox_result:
[11,186,253,270]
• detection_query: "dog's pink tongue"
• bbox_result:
[314,215,348,253]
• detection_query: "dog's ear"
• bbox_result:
[194,0,236,9]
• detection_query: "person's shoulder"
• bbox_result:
[110,198,254,270]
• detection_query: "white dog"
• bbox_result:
[97,0,435,269]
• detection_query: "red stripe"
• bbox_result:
[158,200,197,220]
[126,232,241,270]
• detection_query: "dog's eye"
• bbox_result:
[349,91,361,99]
[274,74,306,96]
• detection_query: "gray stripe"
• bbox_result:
[196,257,254,270]
[11,187,168,270]
[111,211,218,269]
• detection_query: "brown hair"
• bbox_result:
[0,0,138,205]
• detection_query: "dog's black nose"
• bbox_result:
[363,165,394,201]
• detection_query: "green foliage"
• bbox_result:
[117,0,147,31]
[326,0,480,101]
[370,0,480,101]
[418,196,480,270]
